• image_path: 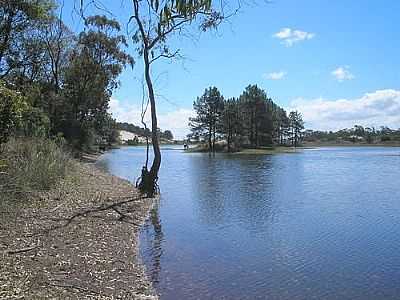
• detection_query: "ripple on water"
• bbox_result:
[98,146,400,299]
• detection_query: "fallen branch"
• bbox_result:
[35,195,148,235]
[4,245,38,255]
[60,195,145,226]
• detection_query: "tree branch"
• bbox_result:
[149,49,181,64]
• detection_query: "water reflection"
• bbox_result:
[97,146,400,300]
[141,199,163,285]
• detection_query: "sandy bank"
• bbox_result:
[0,160,158,299]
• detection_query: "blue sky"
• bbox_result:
[62,0,400,138]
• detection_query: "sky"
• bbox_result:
[62,0,400,138]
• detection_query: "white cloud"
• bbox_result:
[157,108,195,139]
[109,98,194,139]
[331,66,355,82]
[264,71,287,80]
[288,89,400,131]
[273,28,315,47]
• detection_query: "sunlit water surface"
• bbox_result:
[97,146,400,299]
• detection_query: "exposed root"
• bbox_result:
[136,166,159,198]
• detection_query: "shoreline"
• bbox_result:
[0,157,158,299]
[302,142,400,147]
[184,145,308,155]
[184,143,400,154]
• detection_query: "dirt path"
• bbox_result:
[0,162,158,299]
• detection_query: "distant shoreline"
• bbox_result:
[184,145,305,155]
[302,142,400,148]
[184,143,400,155]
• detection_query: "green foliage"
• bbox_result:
[304,125,400,144]
[58,15,133,149]
[19,106,50,137]
[126,138,139,146]
[0,0,55,77]
[189,85,298,151]
[239,84,274,146]
[0,137,72,201]
[1,1,130,151]
[0,81,27,143]
[289,110,305,147]
[0,81,51,143]
[189,86,224,151]
[161,130,174,140]
[117,122,151,137]
[116,122,173,143]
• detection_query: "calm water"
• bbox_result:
[97,146,400,299]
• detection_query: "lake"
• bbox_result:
[97,146,400,299]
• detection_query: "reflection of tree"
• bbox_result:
[187,155,279,229]
[234,156,276,229]
[188,156,226,225]
[148,200,163,284]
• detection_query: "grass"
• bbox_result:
[0,137,73,202]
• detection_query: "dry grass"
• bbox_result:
[0,138,73,202]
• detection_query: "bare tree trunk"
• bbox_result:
[133,2,161,197]
[208,124,212,152]
[248,110,253,147]
[255,122,258,148]
[292,126,295,147]
[227,118,231,152]
[212,121,216,153]
[138,48,161,197]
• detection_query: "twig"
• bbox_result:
[4,245,38,255]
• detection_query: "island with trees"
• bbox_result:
[187,85,305,153]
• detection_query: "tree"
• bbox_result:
[221,97,242,152]
[0,81,26,144]
[365,127,375,144]
[161,130,174,140]
[190,84,292,151]
[239,84,272,147]
[61,15,133,148]
[127,0,230,196]
[41,15,75,93]
[289,110,304,147]
[189,86,224,152]
[74,0,241,195]
[0,0,54,79]
[274,108,289,145]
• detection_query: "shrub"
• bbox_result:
[380,136,391,142]
[0,82,28,144]
[18,106,50,138]
[0,137,73,201]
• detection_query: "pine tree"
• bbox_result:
[189,87,224,152]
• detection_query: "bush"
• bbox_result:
[0,81,28,144]
[0,138,73,200]
[381,136,391,142]
[126,138,139,145]
[18,106,50,138]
